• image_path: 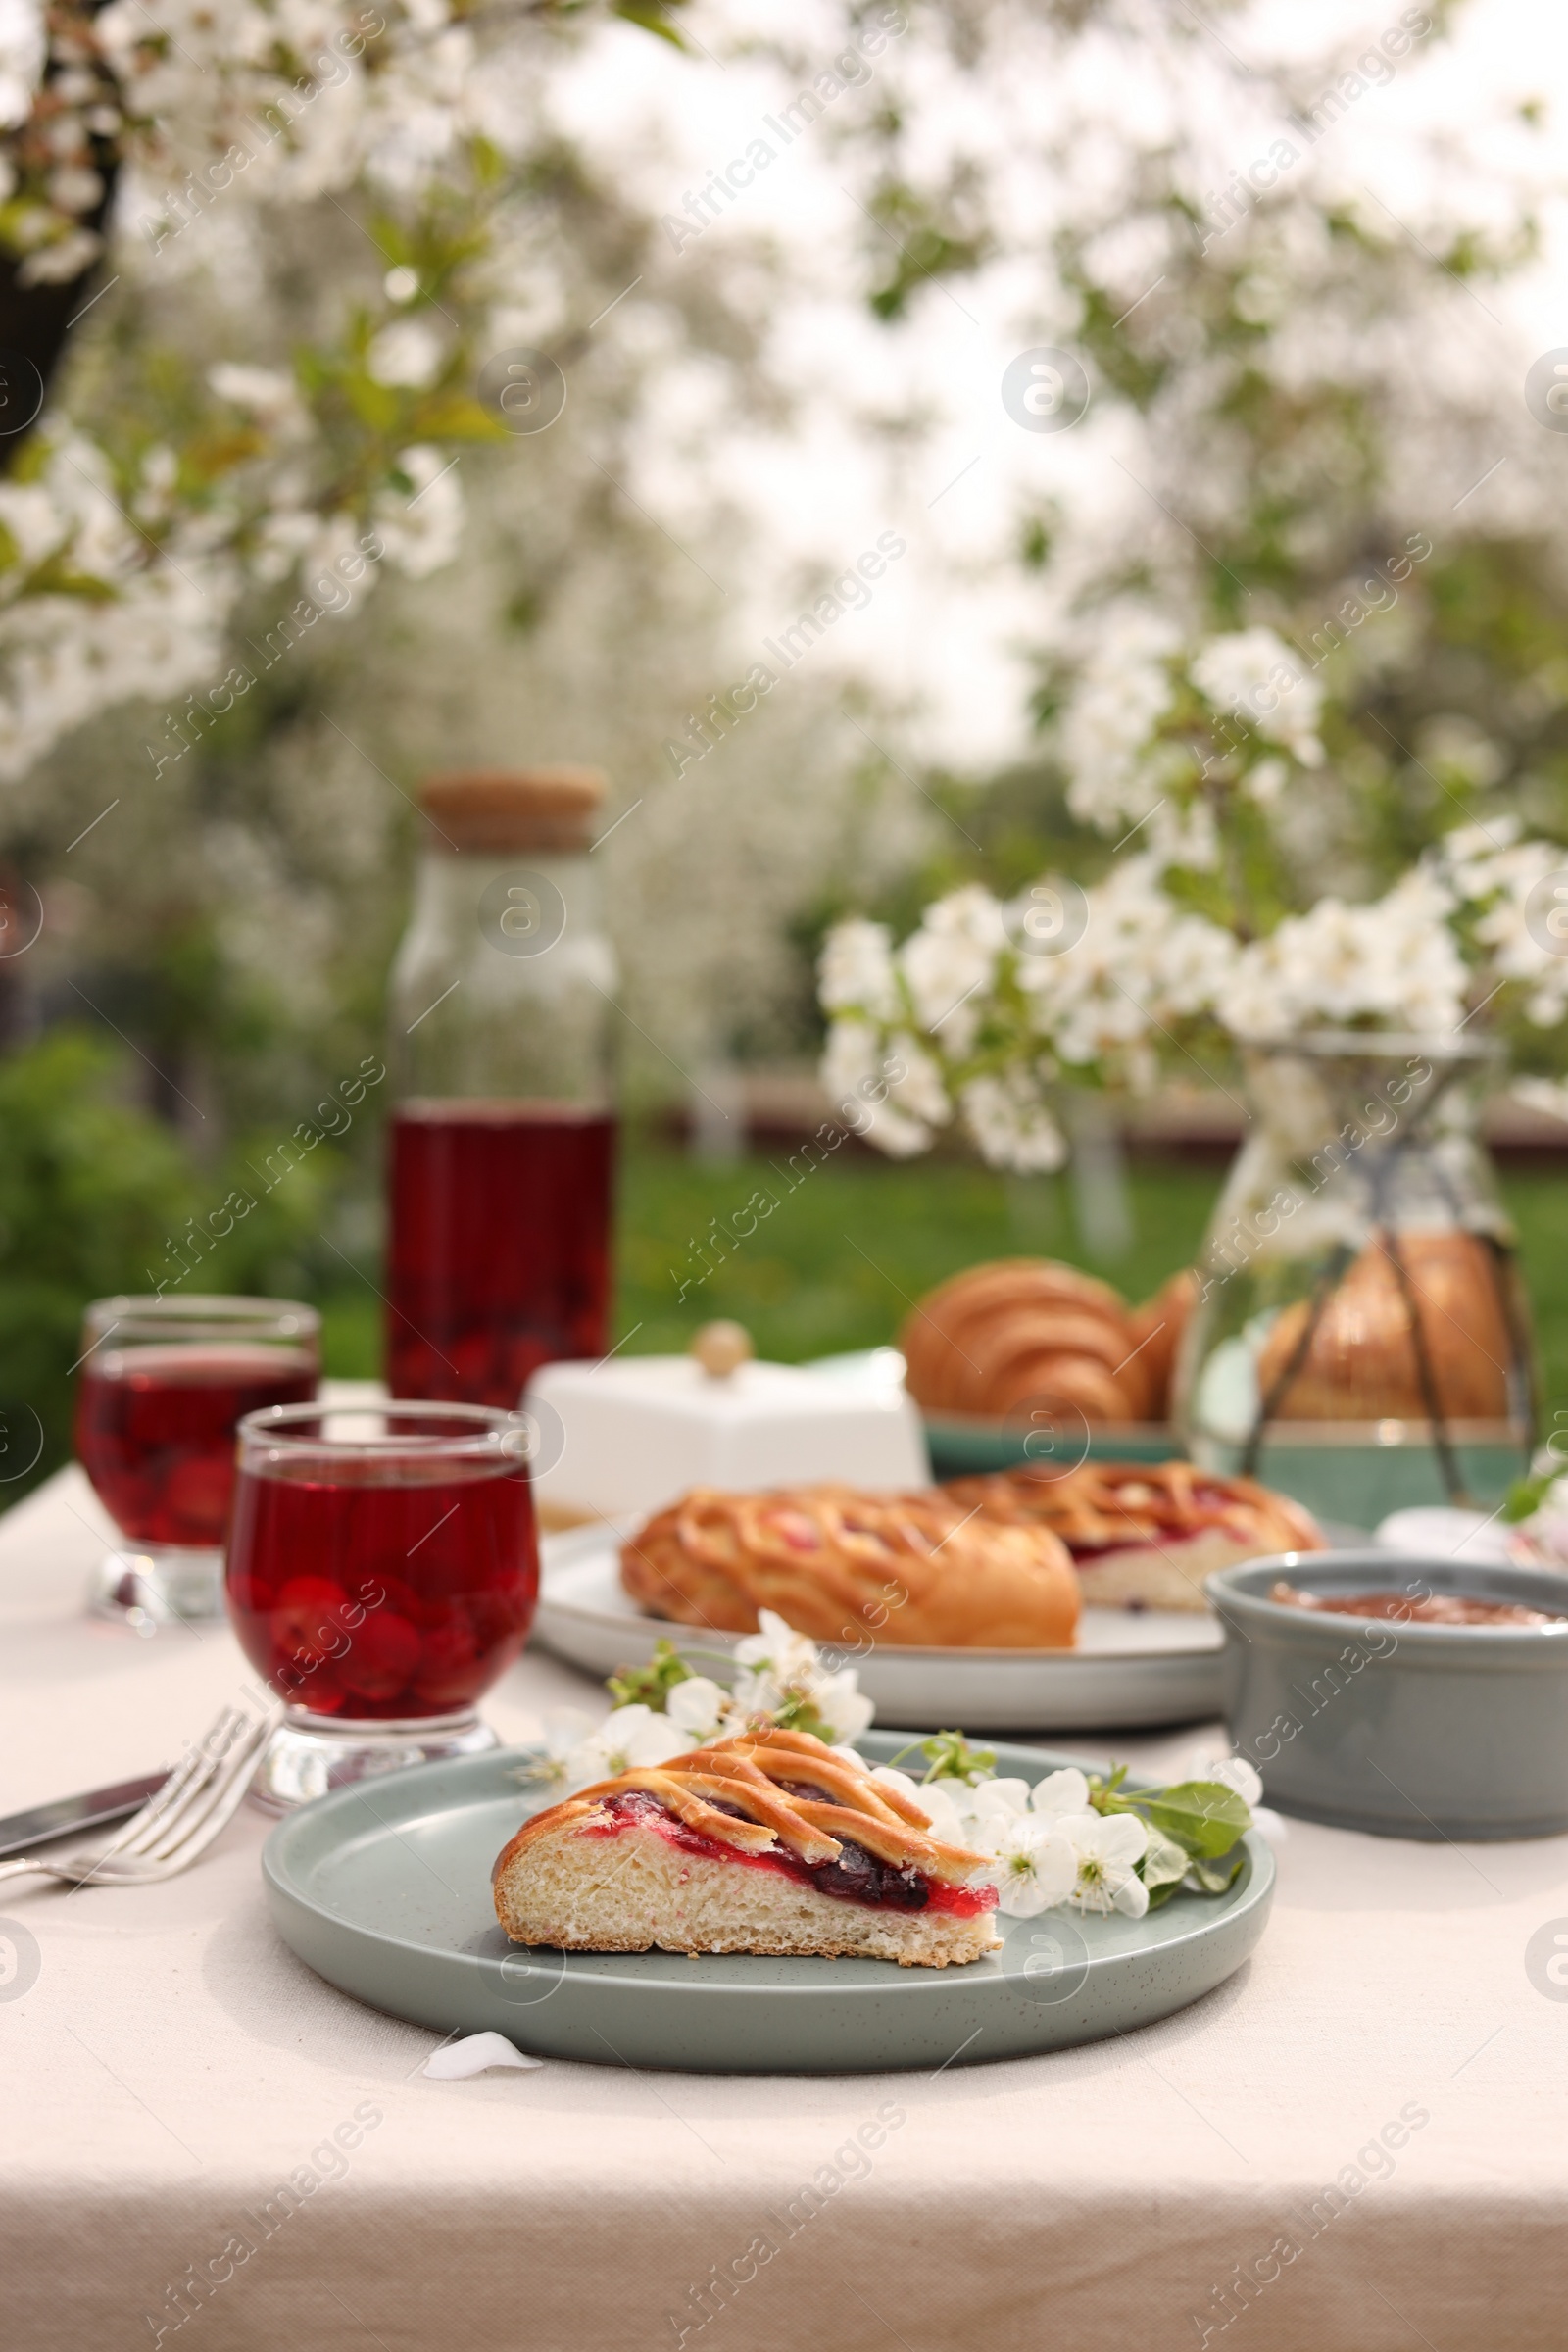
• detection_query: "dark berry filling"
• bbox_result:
[579,1788,994,1919]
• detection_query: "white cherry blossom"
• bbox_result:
[1029,1766,1093,1819]
[1062,1810,1151,1917]
[988,1815,1078,1919]
[818,917,901,1022]
[561,1703,691,1788]
[663,1676,735,1743]
[1192,626,1323,767]
[731,1610,874,1744]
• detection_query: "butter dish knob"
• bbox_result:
[691,1320,754,1380]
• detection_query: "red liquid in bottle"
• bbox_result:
[75,1344,318,1547]
[386,1101,615,1405]
[225,1453,538,1718]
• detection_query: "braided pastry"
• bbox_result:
[620,1482,1080,1648]
[492,1727,1002,1965]
[943,1459,1324,1613]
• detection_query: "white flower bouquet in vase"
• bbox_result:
[819,618,1568,1520]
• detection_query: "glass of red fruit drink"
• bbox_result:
[75,1295,319,1626]
[226,1400,540,1810]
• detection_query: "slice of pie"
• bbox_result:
[943,1459,1324,1612]
[492,1728,1001,1967]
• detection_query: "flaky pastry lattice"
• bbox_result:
[496,1728,988,1885]
[943,1458,1323,1557]
[619,1482,1080,1649]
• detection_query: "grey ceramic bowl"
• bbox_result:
[1206,1550,1568,1841]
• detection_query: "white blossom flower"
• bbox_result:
[989,1816,1079,1918]
[896,885,1007,1052]
[819,917,901,1021]
[46,163,103,213]
[561,1703,691,1788]
[1417,714,1504,789]
[371,443,465,579]
[1227,870,1468,1041]
[1029,1766,1093,1819]
[0,0,45,130]
[367,317,446,388]
[1058,604,1180,835]
[1062,1810,1151,1916]
[663,1676,735,1743]
[209,363,308,437]
[731,1610,874,1743]
[509,1704,596,1788]
[1192,626,1323,767]
[958,1073,1066,1172]
[871,1767,983,1849]
[819,1015,953,1159]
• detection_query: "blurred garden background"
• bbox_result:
[5,0,1568,1496]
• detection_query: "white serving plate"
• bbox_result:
[532,1524,1226,1732]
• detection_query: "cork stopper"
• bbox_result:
[419,767,607,854]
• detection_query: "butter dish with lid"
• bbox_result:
[524,1328,928,1524]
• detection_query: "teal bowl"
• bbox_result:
[1207,1551,1568,1841]
[923,1417,1177,1480]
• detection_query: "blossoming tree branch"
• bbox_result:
[819,621,1568,1171]
[0,0,682,778]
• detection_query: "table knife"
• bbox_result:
[0,1771,168,1860]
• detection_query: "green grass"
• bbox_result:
[316,1142,1568,1418]
[612,1146,1215,1356]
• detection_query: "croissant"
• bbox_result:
[1125,1268,1200,1418]
[620,1483,1080,1648]
[1255,1232,1516,1423]
[899,1258,1188,1422]
[492,1727,1002,1966]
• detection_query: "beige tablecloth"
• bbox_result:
[3,1467,1566,2352]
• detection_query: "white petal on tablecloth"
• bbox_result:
[423,2033,544,2078]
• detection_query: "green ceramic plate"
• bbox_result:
[262,1733,1274,2074]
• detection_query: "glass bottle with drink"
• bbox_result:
[385,768,617,1405]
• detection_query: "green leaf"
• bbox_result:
[612,0,689,47]
[1138,1822,1192,1894]
[1138,1781,1251,1859]
[1187,1854,1247,1896]
[407,392,514,443]
[914,1730,997,1784]
[606,1639,693,1711]
[769,1693,834,1741]
[1505,1471,1552,1522]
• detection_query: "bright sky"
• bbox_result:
[554,0,1568,771]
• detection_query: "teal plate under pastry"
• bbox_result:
[262,1733,1273,2073]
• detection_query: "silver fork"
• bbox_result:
[0,1702,279,1887]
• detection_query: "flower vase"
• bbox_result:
[1174,1034,1537,1528]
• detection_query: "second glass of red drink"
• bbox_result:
[75,1295,320,1625]
[227,1400,540,1809]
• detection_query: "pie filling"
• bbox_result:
[577,1788,996,1919]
